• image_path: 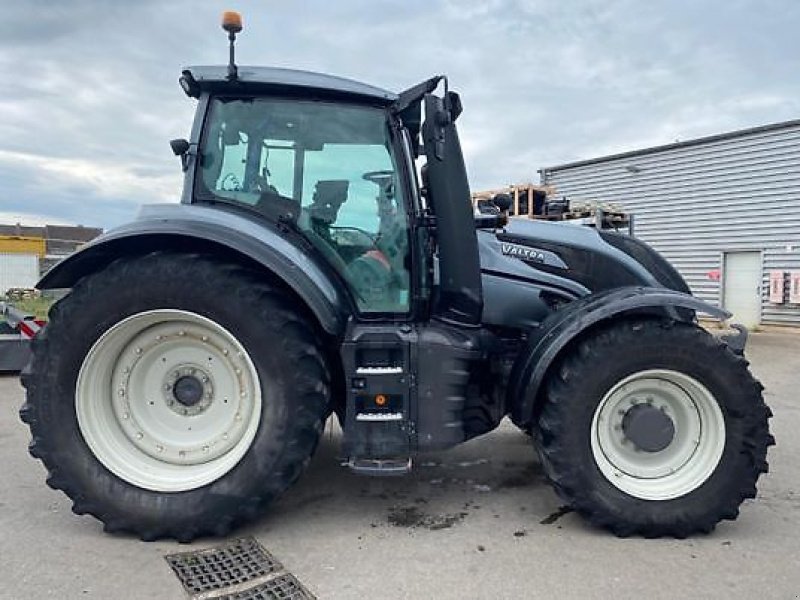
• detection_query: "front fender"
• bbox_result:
[39,204,348,335]
[508,286,732,428]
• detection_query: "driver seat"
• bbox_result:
[305,180,349,233]
[298,180,352,277]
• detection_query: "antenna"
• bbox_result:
[221,11,243,81]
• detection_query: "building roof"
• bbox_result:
[0,224,43,238]
[541,118,800,173]
[185,66,398,104]
[45,225,101,243]
[0,224,102,242]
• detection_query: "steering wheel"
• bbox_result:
[329,226,376,247]
[362,170,395,189]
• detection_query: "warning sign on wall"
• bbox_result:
[789,271,800,304]
[769,271,785,304]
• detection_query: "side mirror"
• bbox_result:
[170,138,190,156]
[445,91,463,122]
[170,138,191,172]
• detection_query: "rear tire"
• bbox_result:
[20,252,330,541]
[535,318,773,537]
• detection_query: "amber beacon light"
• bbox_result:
[221,11,243,81]
[221,11,243,33]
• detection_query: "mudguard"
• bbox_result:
[507,286,734,428]
[38,204,347,335]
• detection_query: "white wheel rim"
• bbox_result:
[591,369,725,500]
[76,309,262,492]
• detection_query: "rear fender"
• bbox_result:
[508,286,733,428]
[38,204,348,336]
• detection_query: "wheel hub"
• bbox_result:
[163,366,214,417]
[173,375,204,407]
[622,403,675,452]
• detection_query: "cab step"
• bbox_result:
[346,457,412,476]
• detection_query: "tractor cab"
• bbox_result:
[175,64,483,324]
[189,83,414,314]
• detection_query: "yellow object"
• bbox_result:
[0,236,45,257]
[221,10,243,33]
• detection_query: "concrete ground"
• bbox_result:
[1,331,798,599]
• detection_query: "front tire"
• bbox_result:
[535,318,773,537]
[20,252,330,541]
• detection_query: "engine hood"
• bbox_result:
[478,218,690,297]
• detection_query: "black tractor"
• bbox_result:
[21,13,772,542]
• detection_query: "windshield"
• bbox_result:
[197,97,411,313]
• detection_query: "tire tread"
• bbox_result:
[20,251,330,542]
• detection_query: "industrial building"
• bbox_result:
[0,224,102,295]
[541,119,800,329]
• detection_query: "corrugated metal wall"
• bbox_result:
[0,254,40,294]
[541,121,800,327]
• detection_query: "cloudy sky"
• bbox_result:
[1,0,798,229]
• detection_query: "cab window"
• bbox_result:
[197,97,410,313]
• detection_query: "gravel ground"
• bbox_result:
[0,331,797,599]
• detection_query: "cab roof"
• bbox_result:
[183,65,398,104]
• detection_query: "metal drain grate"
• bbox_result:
[217,573,314,600]
[166,537,282,595]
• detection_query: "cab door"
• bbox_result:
[196,96,414,315]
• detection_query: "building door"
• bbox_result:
[723,251,762,328]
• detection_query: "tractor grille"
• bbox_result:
[165,537,314,599]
